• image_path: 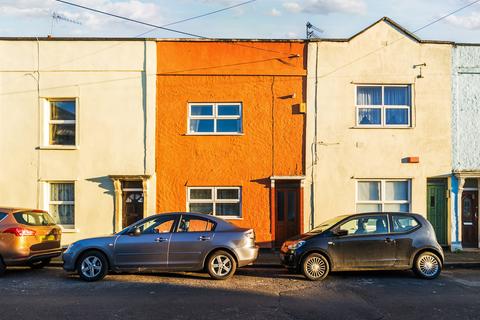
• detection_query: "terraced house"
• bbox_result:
[0,38,157,244]
[155,40,306,248]
[452,43,480,250]
[305,18,454,247]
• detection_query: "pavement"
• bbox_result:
[2,265,480,319]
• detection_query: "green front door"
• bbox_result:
[427,180,447,245]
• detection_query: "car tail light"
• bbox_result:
[3,227,36,236]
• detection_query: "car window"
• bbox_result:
[392,215,419,233]
[177,216,215,232]
[136,216,176,234]
[13,211,56,226]
[338,215,388,235]
[0,212,7,222]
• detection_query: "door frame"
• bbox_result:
[426,179,448,246]
[270,177,305,248]
[461,189,479,248]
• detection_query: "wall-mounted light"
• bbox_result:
[413,63,427,79]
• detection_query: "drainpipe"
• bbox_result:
[310,42,319,230]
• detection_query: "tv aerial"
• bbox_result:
[50,11,82,36]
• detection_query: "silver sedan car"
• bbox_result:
[63,212,259,281]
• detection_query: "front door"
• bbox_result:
[462,191,478,248]
[114,215,177,269]
[427,180,447,245]
[122,180,144,228]
[329,215,395,268]
[275,187,300,247]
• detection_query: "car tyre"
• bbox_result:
[0,257,5,276]
[76,251,108,282]
[207,250,237,280]
[302,253,330,281]
[29,258,51,269]
[413,251,442,280]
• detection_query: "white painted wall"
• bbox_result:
[304,21,452,235]
[452,45,480,171]
[0,39,157,244]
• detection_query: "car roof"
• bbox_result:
[342,212,425,221]
[0,207,47,214]
[153,212,240,231]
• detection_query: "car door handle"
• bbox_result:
[384,237,396,244]
[154,237,168,243]
[198,236,211,241]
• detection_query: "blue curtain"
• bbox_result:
[357,86,382,105]
[384,86,411,106]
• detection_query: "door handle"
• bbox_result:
[198,236,211,241]
[155,237,168,243]
[384,237,396,244]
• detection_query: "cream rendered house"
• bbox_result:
[305,18,453,247]
[0,38,157,245]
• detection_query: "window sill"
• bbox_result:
[184,133,244,136]
[61,228,79,233]
[350,126,412,129]
[38,146,79,150]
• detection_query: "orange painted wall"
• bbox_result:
[156,41,306,246]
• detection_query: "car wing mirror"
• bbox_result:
[333,229,348,237]
[128,227,141,236]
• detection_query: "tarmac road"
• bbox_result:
[1,266,479,320]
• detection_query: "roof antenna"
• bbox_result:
[306,22,324,39]
[49,11,82,37]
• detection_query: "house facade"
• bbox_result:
[0,38,157,244]
[452,44,480,250]
[156,40,306,247]
[305,18,453,246]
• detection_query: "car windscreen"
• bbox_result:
[13,211,56,226]
[0,212,7,222]
[310,215,349,233]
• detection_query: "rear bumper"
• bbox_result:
[5,250,62,266]
[237,245,259,267]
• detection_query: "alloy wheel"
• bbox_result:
[305,255,327,279]
[210,255,232,277]
[417,254,440,277]
[81,256,103,279]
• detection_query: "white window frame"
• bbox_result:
[42,98,78,148]
[187,102,243,135]
[187,186,242,219]
[355,85,412,128]
[44,181,75,230]
[355,179,411,212]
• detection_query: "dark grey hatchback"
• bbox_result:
[281,212,444,281]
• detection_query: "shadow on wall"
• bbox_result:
[86,176,116,231]
[250,178,271,189]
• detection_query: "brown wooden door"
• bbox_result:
[462,191,478,248]
[275,188,300,247]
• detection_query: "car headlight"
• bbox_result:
[287,240,306,250]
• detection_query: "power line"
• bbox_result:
[55,0,206,38]
[55,0,295,55]
[136,0,256,37]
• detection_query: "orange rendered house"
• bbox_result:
[156,40,306,247]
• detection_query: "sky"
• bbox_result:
[1,0,480,43]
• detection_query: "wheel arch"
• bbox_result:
[299,249,333,270]
[410,247,444,267]
[202,247,239,270]
[74,248,112,270]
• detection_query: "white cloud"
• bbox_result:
[269,8,282,16]
[446,12,480,30]
[282,0,367,15]
[286,31,298,38]
[0,0,164,30]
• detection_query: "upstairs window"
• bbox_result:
[356,85,411,127]
[188,103,242,134]
[46,99,76,146]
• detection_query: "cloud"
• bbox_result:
[269,8,282,16]
[445,12,480,30]
[0,0,164,29]
[282,0,367,15]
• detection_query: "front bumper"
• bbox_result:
[280,251,298,269]
[62,251,76,271]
